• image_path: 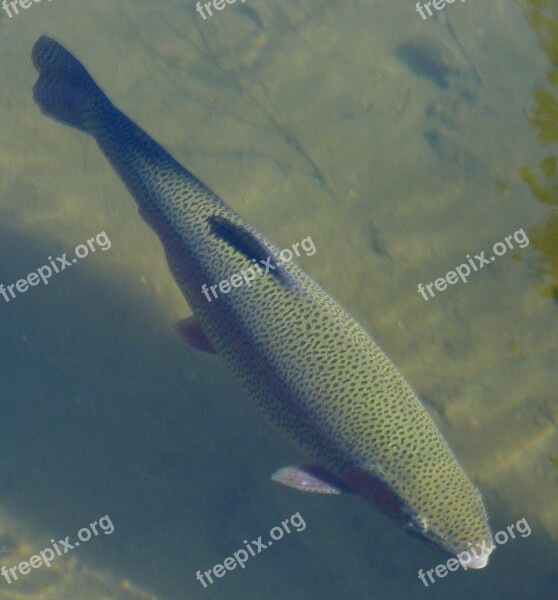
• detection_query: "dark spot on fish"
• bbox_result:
[343,467,404,518]
[207,214,298,288]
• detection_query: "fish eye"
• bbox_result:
[405,518,450,556]
[407,514,429,534]
[405,516,454,555]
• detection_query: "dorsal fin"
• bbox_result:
[207,214,298,288]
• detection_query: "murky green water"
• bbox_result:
[0,0,556,598]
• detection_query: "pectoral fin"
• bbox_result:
[174,316,216,354]
[271,465,350,494]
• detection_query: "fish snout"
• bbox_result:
[465,552,491,569]
[457,540,494,570]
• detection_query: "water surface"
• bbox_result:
[0,0,556,598]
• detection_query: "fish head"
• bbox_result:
[401,468,494,569]
[406,511,493,568]
[343,464,493,567]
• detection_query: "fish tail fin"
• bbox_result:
[32,36,107,134]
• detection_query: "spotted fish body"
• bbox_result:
[32,36,492,565]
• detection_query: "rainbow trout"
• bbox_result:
[32,36,492,567]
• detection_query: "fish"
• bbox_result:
[31,35,493,567]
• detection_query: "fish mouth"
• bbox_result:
[459,548,492,570]
[464,552,490,569]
